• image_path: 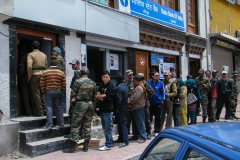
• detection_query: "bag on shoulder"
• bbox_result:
[187,92,198,105]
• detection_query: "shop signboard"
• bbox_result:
[159,62,175,79]
[119,0,185,31]
[110,54,119,70]
[89,0,108,7]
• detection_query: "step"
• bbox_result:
[22,124,118,157]
[19,125,71,153]
[11,114,70,131]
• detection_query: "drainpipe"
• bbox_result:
[204,0,210,70]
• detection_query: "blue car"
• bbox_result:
[139,122,240,160]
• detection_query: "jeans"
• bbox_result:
[131,107,146,140]
[100,112,114,148]
[172,104,180,127]
[45,90,64,127]
[149,103,162,133]
[116,111,128,144]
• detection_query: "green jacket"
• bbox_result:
[56,55,65,73]
[195,76,210,96]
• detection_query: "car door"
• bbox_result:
[139,133,187,160]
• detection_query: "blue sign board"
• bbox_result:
[129,0,184,30]
[151,53,164,66]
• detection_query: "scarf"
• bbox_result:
[137,81,148,99]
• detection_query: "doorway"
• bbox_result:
[17,27,56,116]
[87,47,104,86]
[189,58,200,79]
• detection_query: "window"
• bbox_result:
[143,138,181,159]
[188,0,196,34]
[152,0,176,10]
[186,149,213,160]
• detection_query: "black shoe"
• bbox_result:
[119,143,128,148]
[147,134,151,140]
[83,140,89,152]
[129,136,138,141]
[114,139,122,143]
[233,115,240,119]
[63,140,76,153]
[228,116,234,120]
[64,134,70,138]
[203,117,206,123]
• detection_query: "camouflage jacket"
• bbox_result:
[230,79,238,97]
[56,55,65,73]
[195,76,210,95]
[124,79,134,96]
[71,75,97,107]
[143,80,154,100]
[70,67,81,89]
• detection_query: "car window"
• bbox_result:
[186,149,213,160]
[143,138,181,160]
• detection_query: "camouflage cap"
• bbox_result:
[126,69,133,75]
[212,70,218,73]
[232,71,239,76]
[137,73,144,78]
[198,69,204,74]
[69,59,80,65]
[164,72,169,76]
[80,66,89,74]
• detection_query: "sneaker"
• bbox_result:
[99,146,112,151]
[155,133,159,137]
[225,119,230,122]
[215,119,219,122]
[147,134,151,140]
[138,139,146,143]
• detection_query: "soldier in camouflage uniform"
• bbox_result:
[137,73,154,140]
[124,69,134,134]
[64,59,81,138]
[195,69,211,123]
[63,67,96,153]
[52,46,65,73]
[230,71,239,120]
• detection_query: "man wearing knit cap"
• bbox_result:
[52,46,65,73]
[137,73,154,140]
[124,69,134,134]
[40,56,66,129]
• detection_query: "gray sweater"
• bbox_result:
[128,86,146,111]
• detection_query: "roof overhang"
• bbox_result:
[209,32,240,45]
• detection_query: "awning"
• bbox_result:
[209,32,240,45]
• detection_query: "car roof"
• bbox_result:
[163,122,240,151]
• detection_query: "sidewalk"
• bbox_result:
[25,97,240,160]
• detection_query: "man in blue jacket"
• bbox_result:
[114,73,129,148]
[148,72,165,136]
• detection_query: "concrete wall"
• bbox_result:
[0,122,19,156]
[0,22,10,121]
[65,32,81,112]
[210,0,240,35]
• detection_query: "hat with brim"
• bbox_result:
[198,69,204,74]
[126,69,133,75]
[137,73,144,78]
[212,70,218,73]
[222,71,227,74]
[164,72,169,76]
[232,71,239,76]
[69,59,80,65]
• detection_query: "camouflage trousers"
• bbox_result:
[70,102,94,142]
[145,105,151,134]
[230,97,238,116]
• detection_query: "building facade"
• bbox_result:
[208,0,240,88]
[0,0,209,120]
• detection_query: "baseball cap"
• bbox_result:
[126,69,133,75]
[80,66,89,74]
[232,71,239,76]
[212,70,218,73]
[137,73,144,78]
[164,72,169,76]
[222,71,227,74]
[69,59,80,65]
[198,69,204,74]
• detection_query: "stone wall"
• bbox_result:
[0,22,10,121]
[65,32,81,113]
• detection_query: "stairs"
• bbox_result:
[11,114,118,157]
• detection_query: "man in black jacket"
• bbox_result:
[215,71,233,121]
[96,71,115,151]
[114,73,129,148]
